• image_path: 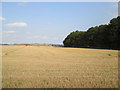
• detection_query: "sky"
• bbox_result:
[0,2,118,44]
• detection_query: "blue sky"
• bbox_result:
[1,2,118,44]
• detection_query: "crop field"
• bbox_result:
[2,45,118,88]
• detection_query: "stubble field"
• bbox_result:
[2,45,118,88]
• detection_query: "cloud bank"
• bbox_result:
[3,31,16,34]
[5,22,28,27]
[0,17,6,21]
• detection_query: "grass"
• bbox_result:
[2,45,118,88]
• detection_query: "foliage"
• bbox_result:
[63,16,120,49]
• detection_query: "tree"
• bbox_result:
[63,31,87,47]
[63,16,120,50]
[107,16,120,49]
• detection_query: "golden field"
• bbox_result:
[2,45,118,88]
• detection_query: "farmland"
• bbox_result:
[2,45,118,88]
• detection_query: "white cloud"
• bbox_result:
[5,22,28,28]
[111,2,118,8]
[3,31,16,34]
[0,17,6,21]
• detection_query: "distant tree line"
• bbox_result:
[63,16,120,50]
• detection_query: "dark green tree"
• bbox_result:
[63,16,120,50]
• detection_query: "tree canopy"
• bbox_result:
[63,16,120,50]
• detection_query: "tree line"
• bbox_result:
[63,16,120,50]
